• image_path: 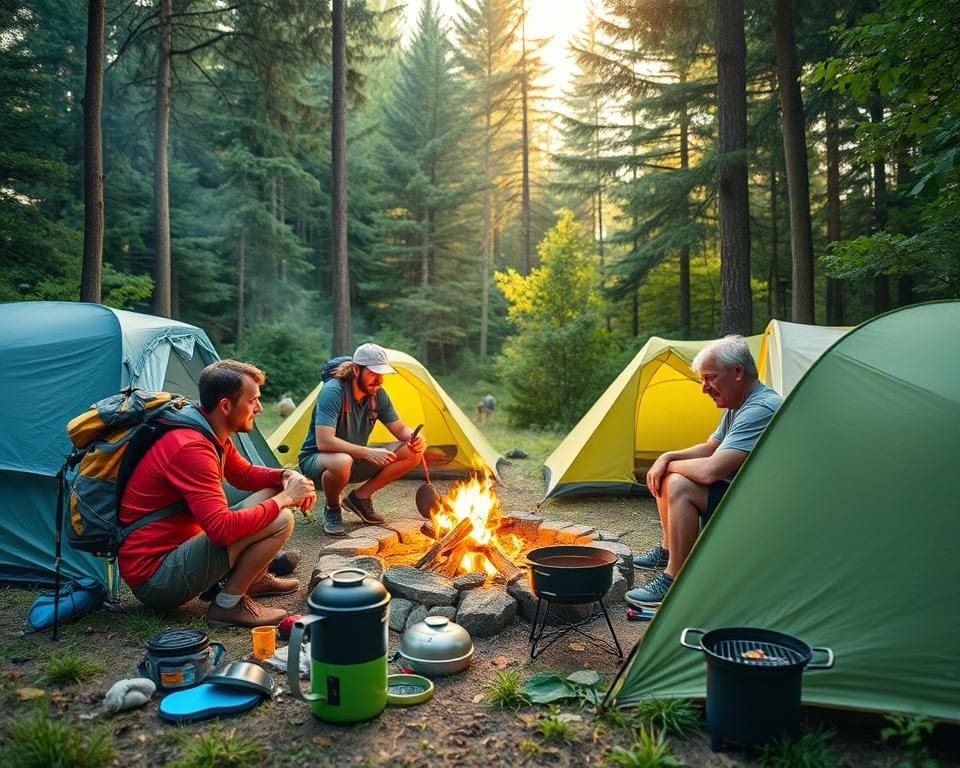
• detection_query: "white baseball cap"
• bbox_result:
[352,343,396,374]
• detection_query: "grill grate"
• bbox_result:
[709,639,806,667]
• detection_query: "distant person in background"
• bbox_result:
[625,335,782,608]
[298,343,426,537]
[277,395,296,418]
[476,394,496,423]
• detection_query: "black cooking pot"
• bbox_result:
[681,626,834,751]
[526,545,617,605]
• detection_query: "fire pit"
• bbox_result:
[309,477,636,643]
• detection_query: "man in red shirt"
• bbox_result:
[119,360,316,628]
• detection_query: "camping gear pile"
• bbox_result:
[681,627,834,750]
[526,545,622,660]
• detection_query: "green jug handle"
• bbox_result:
[288,614,326,703]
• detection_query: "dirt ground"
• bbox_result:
[1,460,957,767]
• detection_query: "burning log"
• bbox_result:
[440,545,471,578]
[481,544,523,583]
[415,517,473,571]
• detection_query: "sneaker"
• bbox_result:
[247,573,299,597]
[633,544,669,569]
[343,490,386,524]
[625,572,673,607]
[268,549,302,576]
[206,595,287,628]
[323,505,345,536]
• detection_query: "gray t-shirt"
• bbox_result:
[711,381,782,479]
[298,378,399,462]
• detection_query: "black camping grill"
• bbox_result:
[681,626,834,751]
[525,545,623,660]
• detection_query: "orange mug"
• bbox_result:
[251,625,276,660]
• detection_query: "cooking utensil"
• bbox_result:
[526,545,618,604]
[386,673,435,706]
[410,424,441,519]
[288,568,391,723]
[398,616,474,676]
[681,626,834,751]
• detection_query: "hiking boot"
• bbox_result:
[206,595,287,628]
[625,572,673,608]
[268,549,302,576]
[247,573,299,598]
[323,505,345,536]
[633,544,669,569]
[343,490,385,524]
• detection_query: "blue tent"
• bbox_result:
[0,301,277,586]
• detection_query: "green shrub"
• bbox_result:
[484,670,530,709]
[2,709,114,768]
[43,650,104,686]
[235,321,329,400]
[758,728,840,768]
[604,725,683,767]
[170,724,261,768]
[633,698,700,737]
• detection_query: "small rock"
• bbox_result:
[349,526,399,550]
[456,587,517,637]
[389,598,415,631]
[453,572,487,591]
[382,565,458,606]
[321,537,379,556]
[504,448,528,459]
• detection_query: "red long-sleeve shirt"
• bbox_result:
[118,427,284,589]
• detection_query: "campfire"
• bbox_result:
[414,477,524,582]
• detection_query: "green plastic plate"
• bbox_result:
[386,673,434,706]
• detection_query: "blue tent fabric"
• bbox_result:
[0,301,277,586]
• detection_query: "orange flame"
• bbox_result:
[431,476,522,576]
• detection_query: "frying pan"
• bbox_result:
[410,424,442,519]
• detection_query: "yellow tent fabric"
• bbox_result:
[268,349,502,480]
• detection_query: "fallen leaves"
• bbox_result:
[16,687,45,700]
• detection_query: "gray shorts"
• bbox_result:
[131,533,230,610]
[300,452,380,485]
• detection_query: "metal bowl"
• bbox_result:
[398,616,473,677]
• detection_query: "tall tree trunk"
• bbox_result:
[715,0,752,334]
[479,106,493,362]
[870,92,889,315]
[678,71,691,336]
[153,0,172,317]
[773,0,815,323]
[825,99,844,324]
[236,172,248,352]
[769,165,779,319]
[81,0,105,304]
[519,7,531,275]
[895,151,914,306]
[330,0,352,355]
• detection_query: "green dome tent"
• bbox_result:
[0,301,277,587]
[605,302,960,722]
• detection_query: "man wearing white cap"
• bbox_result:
[298,343,426,535]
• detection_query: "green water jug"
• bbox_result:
[287,568,390,723]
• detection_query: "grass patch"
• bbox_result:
[757,727,840,768]
[170,725,262,768]
[1,708,114,768]
[118,606,198,640]
[633,698,701,737]
[43,650,104,686]
[604,725,683,767]
[533,715,580,745]
[483,670,530,709]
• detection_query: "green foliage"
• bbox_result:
[1,708,114,768]
[757,728,840,768]
[483,669,530,709]
[532,714,580,745]
[236,321,329,401]
[880,714,938,768]
[118,606,198,641]
[604,725,683,768]
[42,651,104,686]
[170,725,261,768]
[495,211,618,429]
[523,669,605,709]
[633,698,700,738]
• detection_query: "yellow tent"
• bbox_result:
[268,349,502,480]
[541,321,852,502]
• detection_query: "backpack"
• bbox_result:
[321,355,352,382]
[57,388,220,561]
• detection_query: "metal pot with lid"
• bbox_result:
[398,616,473,676]
[288,568,391,723]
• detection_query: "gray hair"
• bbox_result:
[692,335,757,379]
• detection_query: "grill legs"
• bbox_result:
[529,597,623,660]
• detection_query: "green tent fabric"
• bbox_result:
[0,301,277,587]
[605,302,960,722]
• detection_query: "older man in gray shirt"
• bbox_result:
[626,335,782,607]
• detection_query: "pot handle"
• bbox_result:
[807,646,834,670]
[288,615,326,702]
[210,642,226,666]
[680,627,706,651]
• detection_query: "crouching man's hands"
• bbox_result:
[280,470,316,512]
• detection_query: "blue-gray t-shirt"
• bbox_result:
[711,381,782,480]
[298,378,398,462]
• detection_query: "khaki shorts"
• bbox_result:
[131,532,230,609]
[300,452,380,485]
